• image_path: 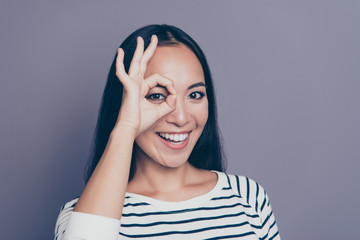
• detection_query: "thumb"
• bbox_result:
[157,94,177,118]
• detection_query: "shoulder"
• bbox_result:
[222,172,280,239]
[217,171,270,215]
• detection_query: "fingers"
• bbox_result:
[165,94,176,110]
[126,35,158,80]
[139,35,158,78]
[128,37,144,78]
[116,48,131,85]
[145,73,176,95]
[145,73,177,117]
[157,94,177,117]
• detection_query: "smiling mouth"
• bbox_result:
[157,132,189,145]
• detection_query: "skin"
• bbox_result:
[129,44,217,201]
[74,35,217,219]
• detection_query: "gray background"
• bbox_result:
[1,0,359,239]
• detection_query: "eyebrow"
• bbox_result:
[187,82,206,90]
[154,82,206,90]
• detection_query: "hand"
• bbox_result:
[115,35,176,136]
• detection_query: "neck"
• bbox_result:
[137,161,196,192]
[129,152,198,194]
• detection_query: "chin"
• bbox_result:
[134,142,192,170]
[159,155,191,169]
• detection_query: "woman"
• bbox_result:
[55,24,280,240]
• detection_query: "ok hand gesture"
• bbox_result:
[115,35,177,136]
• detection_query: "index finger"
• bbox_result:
[115,48,131,84]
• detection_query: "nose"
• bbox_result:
[165,100,189,127]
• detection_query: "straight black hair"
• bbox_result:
[85,24,225,183]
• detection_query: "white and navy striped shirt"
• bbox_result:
[55,171,280,240]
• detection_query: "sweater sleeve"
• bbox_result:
[258,189,280,240]
[54,198,121,240]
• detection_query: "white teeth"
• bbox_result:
[159,132,189,142]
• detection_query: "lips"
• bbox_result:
[156,131,191,150]
[158,132,188,142]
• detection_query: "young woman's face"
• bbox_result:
[135,44,208,169]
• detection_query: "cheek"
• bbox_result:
[193,101,209,127]
[134,131,154,151]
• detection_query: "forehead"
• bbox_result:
[144,44,205,87]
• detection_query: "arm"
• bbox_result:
[72,123,136,218]
[57,35,176,240]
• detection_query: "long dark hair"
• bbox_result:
[85,24,225,183]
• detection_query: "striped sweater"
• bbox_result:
[55,171,280,239]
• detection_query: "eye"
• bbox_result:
[146,93,166,102]
[189,91,205,100]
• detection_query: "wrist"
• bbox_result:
[111,122,138,139]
